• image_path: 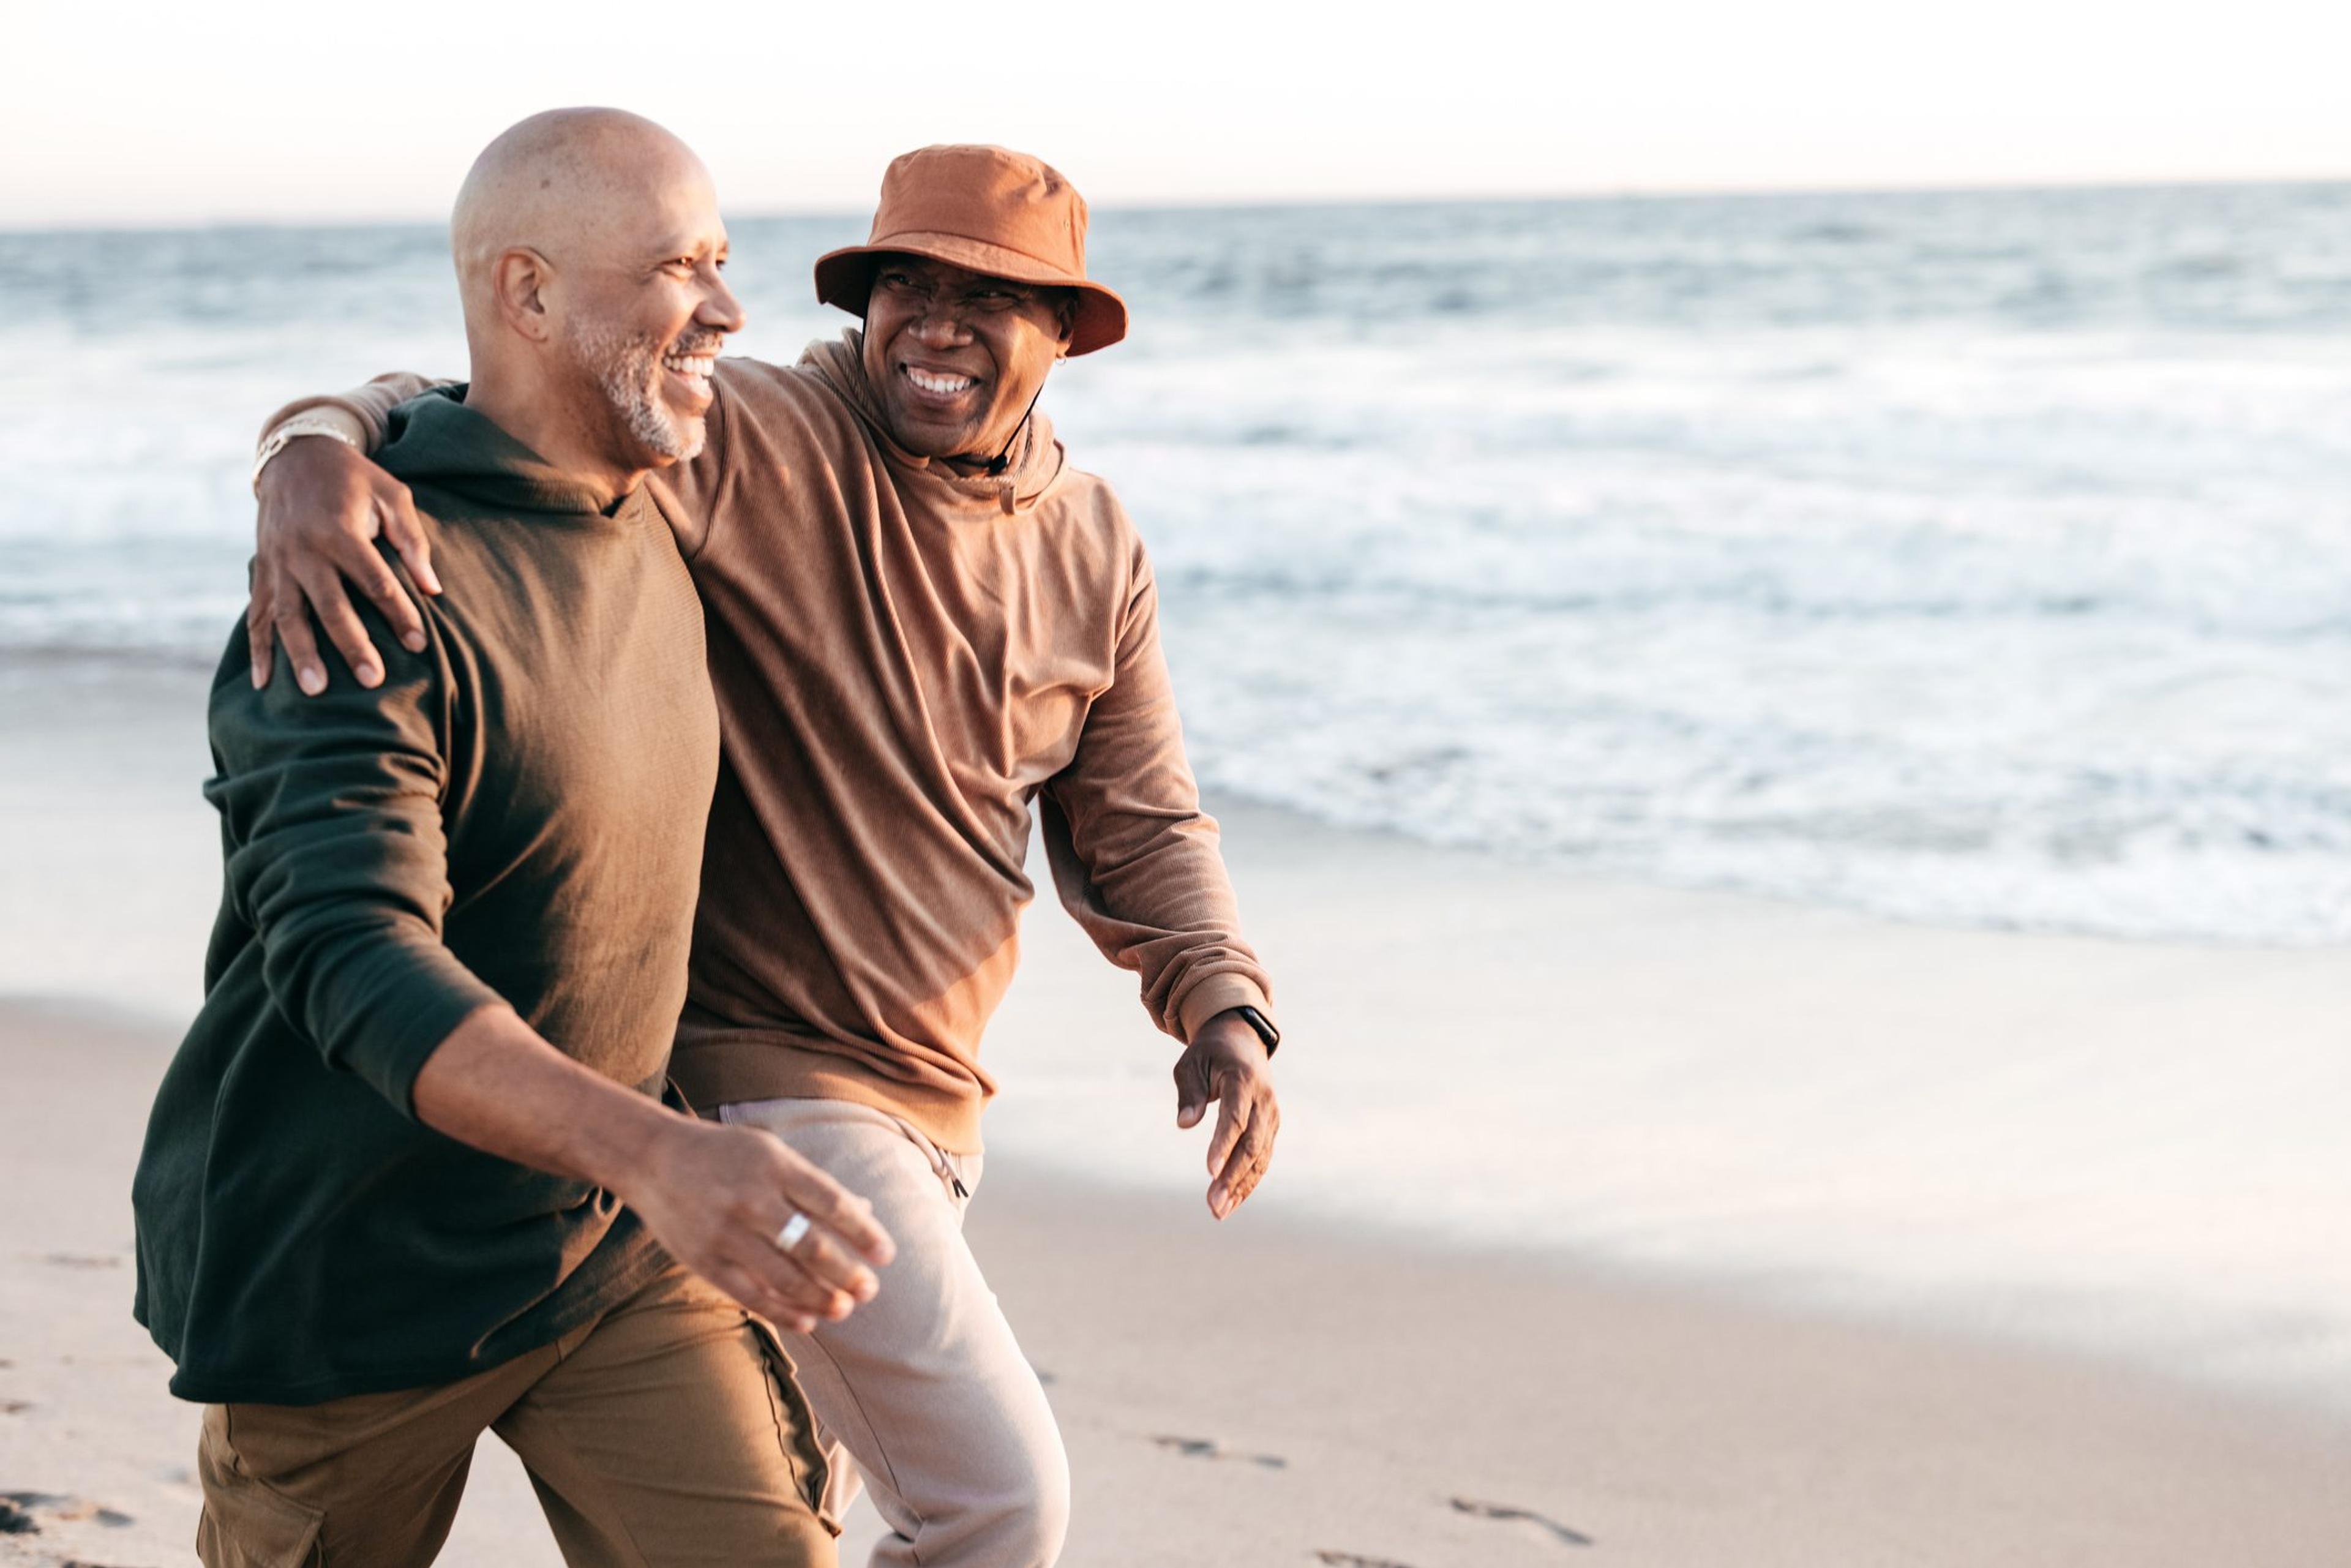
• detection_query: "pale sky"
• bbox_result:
[9,0,2351,226]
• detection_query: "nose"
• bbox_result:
[698,269,746,336]
[911,302,969,348]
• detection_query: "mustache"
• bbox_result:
[667,329,726,358]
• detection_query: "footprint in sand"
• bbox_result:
[1313,1553,1418,1568]
[2,1493,136,1529]
[0,1400,30,1416]
[1450,1496,1594,1548]
[1147,1434,1287,1469]
[43,1254,121,1270]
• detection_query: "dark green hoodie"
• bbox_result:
[133,391,719,1405]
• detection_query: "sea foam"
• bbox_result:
[5,185,2350,942]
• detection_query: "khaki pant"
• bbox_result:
[195,1262,834,1567]
[718,1098,1069,1568]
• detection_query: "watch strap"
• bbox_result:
[250,415,361,495]
[1233,1004,1281,1055]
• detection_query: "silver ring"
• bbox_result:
[774,1212,812,1253]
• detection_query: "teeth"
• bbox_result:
[662,354,715,379]
[907,367,975,395]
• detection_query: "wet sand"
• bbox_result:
[3,656,2349,1565]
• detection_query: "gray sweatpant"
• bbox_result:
[719,1097,1070,1568]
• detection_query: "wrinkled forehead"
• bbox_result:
[606,164,727,259]
[520,142,724,277]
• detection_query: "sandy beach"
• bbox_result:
[5,657,2349,1566]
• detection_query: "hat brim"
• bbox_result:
[813,233,1128,356]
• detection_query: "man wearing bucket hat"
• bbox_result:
[243,141,1284,1567]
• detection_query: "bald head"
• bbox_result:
[446,108,743,492]
[452,108,711,308]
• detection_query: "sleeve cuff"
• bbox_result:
[1174,972,1275,1045]
[313,939,504,1117]
[257,372,443,455]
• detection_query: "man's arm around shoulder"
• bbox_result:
[215,612,893,1329]
[248,364,743,691]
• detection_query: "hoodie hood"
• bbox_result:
[380,386,645,519]
[803,330,1068,516]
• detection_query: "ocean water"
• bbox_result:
[7,184,2351,945]
[7,187,2350,1422]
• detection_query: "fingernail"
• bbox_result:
[402,632,426,653]
[356,664,382,688]
[250,669,266,689]
[298,666,325,695]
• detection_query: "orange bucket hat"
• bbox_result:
[814,144,1129,356]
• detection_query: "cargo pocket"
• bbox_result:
[195,1408,325,1567]
[746,1315,840,1539]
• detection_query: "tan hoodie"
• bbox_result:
[293,334,1273,1152]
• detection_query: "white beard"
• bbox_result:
[564,319,706,462]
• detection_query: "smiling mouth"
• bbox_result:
[661,349,716,391]
[900,364,979,401]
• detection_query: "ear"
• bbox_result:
[491,247,557,343]
[1056,292,1078,358]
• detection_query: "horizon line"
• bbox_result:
[5,170,2348,238]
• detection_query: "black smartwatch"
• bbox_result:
[1231,1004,1280,1056]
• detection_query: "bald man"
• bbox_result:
[132,110,890,1568]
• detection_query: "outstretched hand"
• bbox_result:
[250,433,442,694]
[1174,1012,1280,1220]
